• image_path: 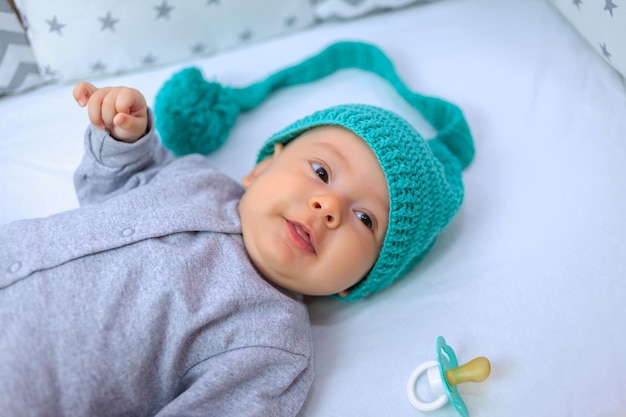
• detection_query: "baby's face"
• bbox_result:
[239,126,389,297]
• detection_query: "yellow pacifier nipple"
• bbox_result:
[445,356,491,387]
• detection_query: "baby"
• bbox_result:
[72,81,389,298]
[0,42,473,416]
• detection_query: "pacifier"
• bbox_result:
[407,336,490,417]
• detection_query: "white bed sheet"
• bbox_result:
[1,0,625,416]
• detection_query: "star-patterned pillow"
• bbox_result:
[312,0,433,20]
[12,0,315,82]
[549,0,625,78]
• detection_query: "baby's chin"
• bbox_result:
[241,233,358,297]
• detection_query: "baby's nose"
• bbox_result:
[309,195,341,229]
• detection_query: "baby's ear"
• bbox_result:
[241,143,283,189]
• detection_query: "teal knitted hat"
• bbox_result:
[154,41,474,301]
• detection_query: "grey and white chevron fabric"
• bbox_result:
[0,0,41,96]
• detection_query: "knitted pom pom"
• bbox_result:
[154,67,240,156]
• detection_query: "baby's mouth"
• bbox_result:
[286,220,316,254]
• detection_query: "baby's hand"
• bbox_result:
[73,81,148,143]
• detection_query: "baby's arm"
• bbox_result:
[73,81,148,142]
[72,82,173,206]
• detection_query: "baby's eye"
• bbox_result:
[355,210,373,229]
[311,162,329,183]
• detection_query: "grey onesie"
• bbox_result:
[0,118,313,416]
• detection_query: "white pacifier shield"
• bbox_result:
[407,360,448,411]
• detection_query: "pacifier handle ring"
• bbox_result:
[407,360,449,411]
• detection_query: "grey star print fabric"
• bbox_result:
[550,0,625,78]
[5,0,624,92]
[10,0,315,82]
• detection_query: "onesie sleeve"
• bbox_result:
[73,109,174,206]
[154,347,313,417]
